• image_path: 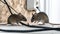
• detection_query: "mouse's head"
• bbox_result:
[31,13,39,22]
[18,13,27,21]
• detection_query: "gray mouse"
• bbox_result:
[7,13,27,25]
[31,12,49,25]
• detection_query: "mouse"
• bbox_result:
[7,13,27,25]
[31,12,49,25]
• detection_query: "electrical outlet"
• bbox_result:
[27,0,40,10]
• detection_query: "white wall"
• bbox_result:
[39,0,45,12]
[46,0,60,24]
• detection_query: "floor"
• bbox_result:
[0,23,60,34]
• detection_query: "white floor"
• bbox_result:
[0,23,60,34]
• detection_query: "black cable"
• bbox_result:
[36,7,41,11]
[4,0,13,14]
[20,22,51,28]
[0,28,51,33]
[0,28,60,33]
[20,21,60,31]
[0,0,18,14]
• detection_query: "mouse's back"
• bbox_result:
[37,12,49,23]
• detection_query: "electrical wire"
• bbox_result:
[0,28,54,33]
[0,0,18,14]
[0,27,60,33]
[4,0,14,14]
[19,21,51,28]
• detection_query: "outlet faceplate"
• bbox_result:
[27,0,40,10]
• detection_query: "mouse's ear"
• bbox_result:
[18,13,22,15]
[18,13,21,14]
[32,13,34,15]
[32,13,37,16]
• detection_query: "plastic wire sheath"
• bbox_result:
[4,0,13,14]
[20,22,52,28]
[0,28,60,33]
[0,0,18,14]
